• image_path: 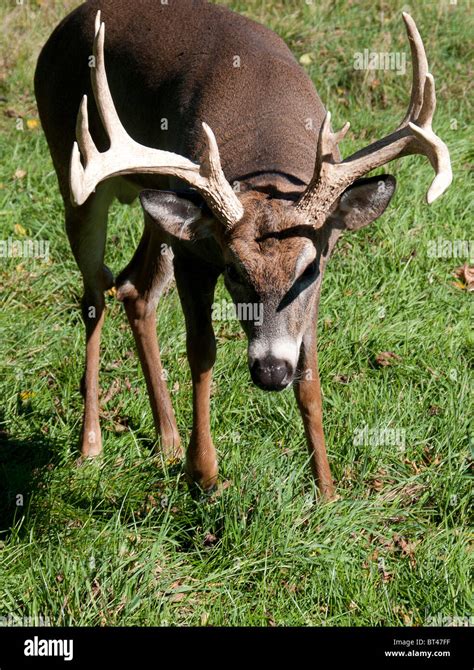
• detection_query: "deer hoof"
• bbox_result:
[184,462,218,494]
[156,433,183,462]
[80,425,102,457]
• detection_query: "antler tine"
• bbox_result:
[416,71,436,127]
[69,141,84,205]
[200,122,245,224]
[295,111,351,221]
[91,16,128,144]
[296,13,452,225]
[69,11,243,226]
[94,9,101,34]
[316,112,350,170]
[319,112,350,158]
[398,12,428,128]
[75,95,98,163]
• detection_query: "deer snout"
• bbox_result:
[250,356,294,392]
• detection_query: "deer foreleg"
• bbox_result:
[174,260,219,491]
[294,328,335,500]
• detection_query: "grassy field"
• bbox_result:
[0,0,472,627]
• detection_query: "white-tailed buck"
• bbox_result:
[35,1,451,498]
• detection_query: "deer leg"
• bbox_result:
[173,259,219,491]
[65,189,114,458]
[293,328,335,499]
[116,228,181,460]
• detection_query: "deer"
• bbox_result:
[34,0,452,500]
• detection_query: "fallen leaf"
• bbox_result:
[429,405,442,416]
[453,264,474,291]
[403,458,422,475]
[451,280,467,290]
[217,331,245,341]
[377,557,393,582]
[100,379,121,407]
[203,533,218,547]
[393,605,414,625]
[423,445,441,466]
[380,481,425,503]
[299,53,313,66]
[370,479,384,492]
[13,223,27,236]
[91,579,101,598]
[284,582,298,594]
[105,359,122,370]
[375,351,401,367]
[112,417,130,433]
[395,535,420,568]
[145,494,158,511]
[169,588,186,603]
[114,595,127,616]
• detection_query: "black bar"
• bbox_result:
[0,626,470,668]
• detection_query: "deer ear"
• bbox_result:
[139,189,215,241]
[331,175,396,231]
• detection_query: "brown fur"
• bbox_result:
[35,0,397,498]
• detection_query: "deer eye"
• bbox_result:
[225,264,242,284]
[298,260,317,283]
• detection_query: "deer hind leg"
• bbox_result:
[116,226,181,460]
[65,186,115,458]
[173,258,219,491]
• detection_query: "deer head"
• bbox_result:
[71,12,451,392]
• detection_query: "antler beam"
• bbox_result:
[70,11,244,227]
[296,13,452,227]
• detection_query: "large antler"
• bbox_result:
[70,11,244,227]
[296,13,452,227]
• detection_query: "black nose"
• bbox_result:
[250,356,293,391]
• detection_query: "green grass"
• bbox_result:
[0,0,472,626]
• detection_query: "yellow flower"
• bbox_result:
[26,119,40,130]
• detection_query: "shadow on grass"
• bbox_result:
[0,419,60,540]
[0,411,216,547]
